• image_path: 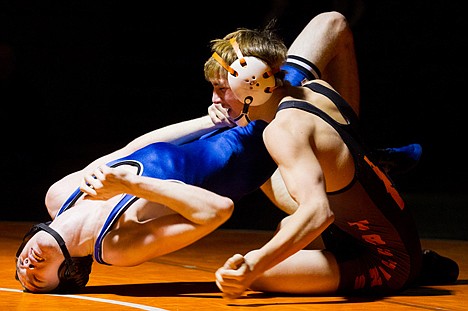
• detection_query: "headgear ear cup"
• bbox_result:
[212,37,277,107]
[228,56,276,106]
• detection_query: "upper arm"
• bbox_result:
[263,112,327,206]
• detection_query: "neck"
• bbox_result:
[248,87,288,123]
[50,205,103,257]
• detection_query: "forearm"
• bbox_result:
[50,115,220,194]
[215,202,334,299]
[125,115,220,151]
[89,115,221,170]
[247,203,334,273]
[124,175,234,225]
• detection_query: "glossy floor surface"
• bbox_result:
[1,222,466,310]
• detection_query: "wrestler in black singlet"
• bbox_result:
[277,82,423,295]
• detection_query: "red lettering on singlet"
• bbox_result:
[381,259,397,271]
[362,234,386,245]
[378,266,393,281]
[348,222,395,259]
[377,247,393,256]
[348,220,370,231]
[363,155,405,210]
[369,267,383,287]
[354,274,366,290]
[355,265,394,290]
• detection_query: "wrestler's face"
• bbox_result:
[16,231,62,292]
[210,78,245,125]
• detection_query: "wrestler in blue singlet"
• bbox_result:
[56,120,277,264]
[55,61,315,265]
[277,81,423,295]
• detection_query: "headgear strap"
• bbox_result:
[229,37,247,67]
[211,52,236,76]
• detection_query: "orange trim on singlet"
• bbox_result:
[363,155,405,210]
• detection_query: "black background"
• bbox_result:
[1,1,466,238]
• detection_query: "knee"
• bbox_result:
[321,11,351,38]
[44,181,62,218]
[319,11,347,26]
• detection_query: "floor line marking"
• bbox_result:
[0,287,168,311]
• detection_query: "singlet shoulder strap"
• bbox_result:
[277,82,363,143]
[304,82,359,125]
[55,159,144,265]
[56,160,143,217]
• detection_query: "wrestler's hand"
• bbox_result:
[80,165,132,200]
[215,253,255,300]
[208,103,236,128]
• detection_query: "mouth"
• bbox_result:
[29,247,44,263]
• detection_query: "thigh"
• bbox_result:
[250,249,340,295]
[322,224,416,296]
[102,201,224,266]
[288,11,360,114]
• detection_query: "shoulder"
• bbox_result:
[265,110,316,154]
[302,79,334,89]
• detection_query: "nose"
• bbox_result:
[212,90,222,104]
[20,257,34,269]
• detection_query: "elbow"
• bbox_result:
[197,196,234,226]
[308,203,335,232]
[213,197,234,223]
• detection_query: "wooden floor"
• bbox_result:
[1,222,467,310]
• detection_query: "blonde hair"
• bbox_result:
[204,25,287,82]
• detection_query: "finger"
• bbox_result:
[80,179,97,196]
[217,269,246,282]
[224,254,245,269]
[220,283,246,300]
[84,174,102,189]
[223,291,243,301]
[211,108,226,121]
[99,164,112,174]
[222,116,236,127]
[81,172,105,197]
[93,166,105,180]
[80,185,96,197]
[215,278,244,299]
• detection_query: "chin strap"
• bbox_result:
[35,223,72,261]
[233,97,253,124]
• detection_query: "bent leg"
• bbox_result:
[285,11,421,176]
[287,11,360,115]
[250,249,340,295]
[102,206,229,266]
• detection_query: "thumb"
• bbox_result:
[224,254,245,269]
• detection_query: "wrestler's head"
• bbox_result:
[15,222,93,293]
[204,26,287,125]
